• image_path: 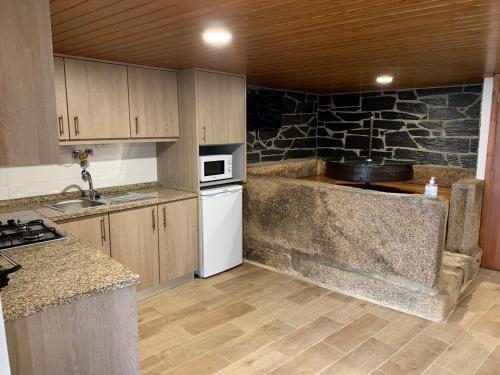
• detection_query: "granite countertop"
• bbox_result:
[0,210,139,322]
[36,186,198,222]
[0,184,198,322]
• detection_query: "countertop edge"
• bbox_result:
[4,275,140,323]
[43,193,199,222]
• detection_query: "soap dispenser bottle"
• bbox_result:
[424,177,438,198]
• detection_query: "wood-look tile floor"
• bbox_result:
[138,262,500,375]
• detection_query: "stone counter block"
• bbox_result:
[244,175,449,289]
[412,165,475,187]
[446,179,483,255]
[247,158,317,178]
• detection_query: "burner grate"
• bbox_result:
[0,218,66,251]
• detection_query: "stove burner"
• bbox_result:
[0,218,65,252]
[22,229,44,241]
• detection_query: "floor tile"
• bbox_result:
[470,304,500,338]
[435,330,498,374]
[270,341,344,375]
[320,338,397,375]
[378,334,448,375]
[374,314,430,348]
[179,301,255,335]
[217,319,295,362]
[324,313,390,352]
[271,316,343,356]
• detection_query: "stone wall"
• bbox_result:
[247,85,482,167]
[247,88,318,163]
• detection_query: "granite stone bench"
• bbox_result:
[244,158,482,321]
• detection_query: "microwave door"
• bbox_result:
[205,160,225,177]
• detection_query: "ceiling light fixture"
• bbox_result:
[202,28,232,47]
[376,75,394,84]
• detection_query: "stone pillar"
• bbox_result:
[446,179,483,255]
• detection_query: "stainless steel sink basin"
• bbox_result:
[44,199,106,212]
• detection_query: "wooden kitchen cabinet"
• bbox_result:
[54,56,69,141]
[109,206,160,291]
[197,70,246,145]
[0,0,59,166]
[64,58,130,140]
[158,198,198,282]
[128,67,179,138]
[58,215,111,256]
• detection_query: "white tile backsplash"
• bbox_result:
[0,143,158,200]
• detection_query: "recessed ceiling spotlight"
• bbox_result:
[202,28,232,47]
[376,75,394,84]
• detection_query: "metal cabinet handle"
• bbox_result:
[163,206,167,229]
[58,115,64,136]
[202,126,206,142]
[74,116,79,136]
[152,208,156,232]
[100,218,106,245]
[135,117,139,134]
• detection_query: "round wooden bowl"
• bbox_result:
[325,160,414,183]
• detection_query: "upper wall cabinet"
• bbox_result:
[64,59,130,140]
[0,0,59,166]
[197,71,246,145]
[128,67,179,138]
[54,57,69,141]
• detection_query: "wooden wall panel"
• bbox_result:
[480,75,500,270]
[49,0,500,92]
[0,0,59,166]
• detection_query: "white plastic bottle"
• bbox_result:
[424,177,438,198]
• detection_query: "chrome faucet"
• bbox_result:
[81,170,100,201]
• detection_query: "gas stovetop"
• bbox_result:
[0,219,66,251]
[0,219,66,289]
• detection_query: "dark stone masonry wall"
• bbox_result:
[247,88,318,163]
[247,84,483,167]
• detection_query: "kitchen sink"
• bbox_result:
[44,199,106,212]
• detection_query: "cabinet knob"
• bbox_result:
[135,117,139,134]
[202,126,206,142]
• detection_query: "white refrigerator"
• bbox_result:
[198,184,243,278]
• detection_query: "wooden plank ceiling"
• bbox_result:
[50,0,500,93]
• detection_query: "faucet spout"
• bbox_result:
[81,170,100,201]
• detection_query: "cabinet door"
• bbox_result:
[64,58,130,140]
[158,198,198,282]
[109,206,159,291]
[128,67,179,138]
[59,215,110,256]
[0,0,58,166]
[54,57,69,141]
[197,71,246,145]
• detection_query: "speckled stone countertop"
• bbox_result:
[35,186,198,222]
[0,210,139,322]
[0,184,197,322]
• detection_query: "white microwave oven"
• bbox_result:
[199,154,233,182]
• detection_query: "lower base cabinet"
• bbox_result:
[6,286,139,375]
[59,215,111,256]
[109,206,160,291]
[55,198,199,292]
[159,198,198,282]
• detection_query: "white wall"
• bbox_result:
[0,143,158,200]
[476,77,494,179]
